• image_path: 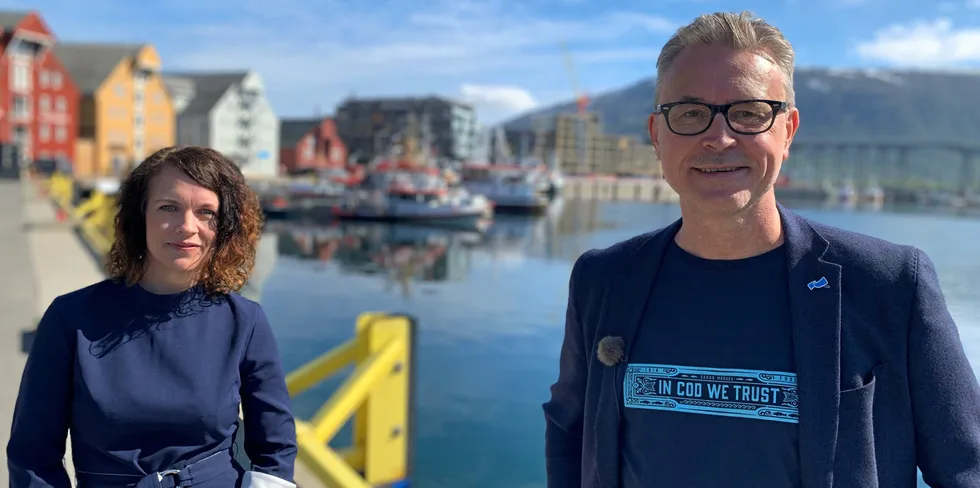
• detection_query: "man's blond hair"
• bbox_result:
[655,11,796,106]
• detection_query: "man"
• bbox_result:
[542,11,980,488]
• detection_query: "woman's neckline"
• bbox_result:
[124,281,207,312]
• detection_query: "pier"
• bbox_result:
[0,174,99,485]
[0,172,415,487]
[562,175,679,202]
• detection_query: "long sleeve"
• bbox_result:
[908,248,980,487]
[7,296,73,488]
[542,253,591,488]
[240,303,298,484]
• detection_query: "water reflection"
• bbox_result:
[240,232,277,302]
[261,198,977,488]
[265,197,641,296]
[273,221,476,298]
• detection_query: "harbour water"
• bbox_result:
[254,199,979,488]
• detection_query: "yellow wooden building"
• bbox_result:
[53,43,174,177]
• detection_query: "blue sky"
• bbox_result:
[9,0,980,124]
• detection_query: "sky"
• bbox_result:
[8,0,980,124]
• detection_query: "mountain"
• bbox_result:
[503,68,980,144]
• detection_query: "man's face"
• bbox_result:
[648,44,799,217]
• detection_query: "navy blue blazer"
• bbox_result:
[543,204,980,488]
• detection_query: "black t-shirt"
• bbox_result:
[620,240,802,488]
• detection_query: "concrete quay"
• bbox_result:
[1,175,101,484]
[562,175,680,202]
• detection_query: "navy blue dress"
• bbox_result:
[7,280,298,487]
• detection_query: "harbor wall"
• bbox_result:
[561,176,679,203]
[0,177,103,485]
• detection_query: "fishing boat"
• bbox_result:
[459,163,551,214]
[515,155,564,198]
[544,168,565,198]
[331,161,493,230]
[255,176,351,220]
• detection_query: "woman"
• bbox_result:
[7,147,297,488]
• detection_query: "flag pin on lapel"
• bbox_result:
[807,276,830,290]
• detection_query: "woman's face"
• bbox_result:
[142,164,219,291]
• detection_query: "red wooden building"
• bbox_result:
[0,11,79,168]
[279,117,347,174]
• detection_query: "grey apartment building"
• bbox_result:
[335,96,476,163]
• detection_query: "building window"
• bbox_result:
[55,126,66,142]
[13,96,29,118]
[303,135,315,159]
[40,125,50,141]
[51,72,62,89]
[12,63,29,91]
[56,96,66,112]
[114,85,125,97]
[40,95,50,112]
[40,70,49,87]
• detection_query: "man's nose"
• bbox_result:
[701,113,738,150]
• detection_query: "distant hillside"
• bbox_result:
[503,69,980,144]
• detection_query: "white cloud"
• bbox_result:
[30,0,674,122]
[459,84,539,124]
[852,18,980,66]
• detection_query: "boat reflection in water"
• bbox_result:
[271,220,481,298]
[267,197,630,299]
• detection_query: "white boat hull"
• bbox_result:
[332,190,493,229]
[462,181,550,213]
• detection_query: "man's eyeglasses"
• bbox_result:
[653,99,788,136]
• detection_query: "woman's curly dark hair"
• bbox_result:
[106,146,263,295]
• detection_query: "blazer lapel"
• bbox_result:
[779,204,842,488]
[593,220,681,488]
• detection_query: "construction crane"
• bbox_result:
[557,41,594,173]
[561,41,589,114]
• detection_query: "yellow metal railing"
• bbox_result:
[287,313,415,488]
[35,172,415,488]
[42,172,116,257]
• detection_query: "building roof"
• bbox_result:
[162,71,248,117]
[53,43,145,94]
[0,11,29,30]
[280,118,322,148]
[340,94,473,110]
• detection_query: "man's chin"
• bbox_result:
[685,190,755,209]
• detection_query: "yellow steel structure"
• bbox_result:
[45,172,116,256]
[35,172,415,488]
[287,313,414,487]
